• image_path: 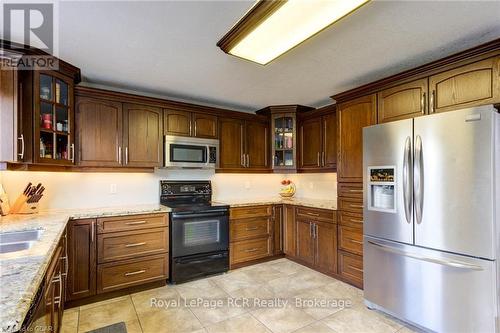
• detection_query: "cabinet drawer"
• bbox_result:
[296,207,335,223]
[338,183,363,199]
[339,197,363,214]
[230,218,270,241]
[97,227,168,263]
[338,225,363,255]
[230,237,271,264]
[338,250,363,288]
[339,211,364,226]
[97,253,168,293]
[230,205,272,219]
[97,213,168,234]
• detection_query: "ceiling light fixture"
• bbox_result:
[217,0,370,65]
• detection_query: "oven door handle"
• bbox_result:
[176,253,225,264]
[172,210,228,219]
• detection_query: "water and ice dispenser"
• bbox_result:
[367,167,396,213]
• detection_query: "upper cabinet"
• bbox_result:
[429,56,500,113]
[298,106,337,172]
[218,117,269,172]
[76,98,122,167]
[76,94,162,168]
[337,94,377,183]
[377,78,428,123]
[123,104,162,167]
[163,109,217,139]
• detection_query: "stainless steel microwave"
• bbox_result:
[164,135,219,169]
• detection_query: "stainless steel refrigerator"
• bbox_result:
[362,105,499,332]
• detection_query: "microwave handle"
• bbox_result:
[206,145,210,166]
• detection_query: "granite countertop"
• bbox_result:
[216,197,337,210]
[0,204,171,333]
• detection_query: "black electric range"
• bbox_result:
[160,180,229,284]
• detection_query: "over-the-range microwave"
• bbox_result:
[163,135,219,169]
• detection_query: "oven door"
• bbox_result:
[171,209,229,258]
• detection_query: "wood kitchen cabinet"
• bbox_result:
[66,218,96,301]
[273,205,283,255]
[299,107,337,172]
[163,109,218,139]
[315,221,337,273]
[429,56,500,113]
[296,219,315,265]
[337,94,377,182]
[76,98,122,167]
[283,205,296,256]
[75,96,162,168]
[122,103,162,167]
[218,118,269,172]
[377,78,428,123]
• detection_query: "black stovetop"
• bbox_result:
[160,180,228,213]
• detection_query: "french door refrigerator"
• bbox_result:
[362,105,499,332]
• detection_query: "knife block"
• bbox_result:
[17,202,39,214]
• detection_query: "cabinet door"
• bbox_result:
[377,78,428,123]
[300,117,322,169]
[430,56,500,113]
[283,205,296,256]
[123,103,162,167]
[314,221,336,273]
[273,205,283,255]
[322,113,337,169]
[67,219,96,301]
[0,65,22,162]
[193,113,217,139]
[337,94,377,182]
[296,219,314,265]
[163,109,191,136]
[76,97,122,167]
[219,118,244,169]
[245,120,269,169]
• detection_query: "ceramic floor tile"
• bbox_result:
[124,319,143,333]
[251,305,315,333]
[61,308,79,328]
[241,265,283,283]
[266,259,309,275]
[138,307,203,333]
[227,285,276,310]
[205,313,272,333]
[175,278,229,300]
[131,284,180,314]
[189,299,248,326]
[78,296,138,332]
[294,286,345,320]
[79,294,130,311]
[266,269,331,298]
[60,325,78,333]
[214,270,258,292]
[320,281,364,305]
[322,307,403,333]
[292,321,339,333]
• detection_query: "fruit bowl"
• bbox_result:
[279,180,296,198]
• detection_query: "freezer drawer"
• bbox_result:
[364,236,498,333]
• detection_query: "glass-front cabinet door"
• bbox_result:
[272,113,296,170]
[35,71,74,165]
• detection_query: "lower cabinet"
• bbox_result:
[294,208,337,274]
[229,205,274,266]
[282,205,296,256]
[338,250,363,288]
[66,213,169,302]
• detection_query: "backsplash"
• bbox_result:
[0,170,337,210]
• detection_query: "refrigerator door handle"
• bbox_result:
[414,135,424,224]
[403,136,412,223]
[367,240,484,271]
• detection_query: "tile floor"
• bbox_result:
[61,258,421,333]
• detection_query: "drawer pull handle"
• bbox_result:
[349,204,363,209]
[348,265,363,273]
[349,219,363,223]
[125,221,147,225]
[348,189,363,193]
[244,248,260,253]
[125,269,146,276]
[305,212,320,216]
[245,227,259,231]
[125,242,147,248]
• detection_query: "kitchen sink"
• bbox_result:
[0,229,43,244]
[0,230,43,254]
[0,242,34,254]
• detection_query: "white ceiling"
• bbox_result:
[53,1,500,111]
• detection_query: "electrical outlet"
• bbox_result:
[244,181,251,190]
[110,183,117,194]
